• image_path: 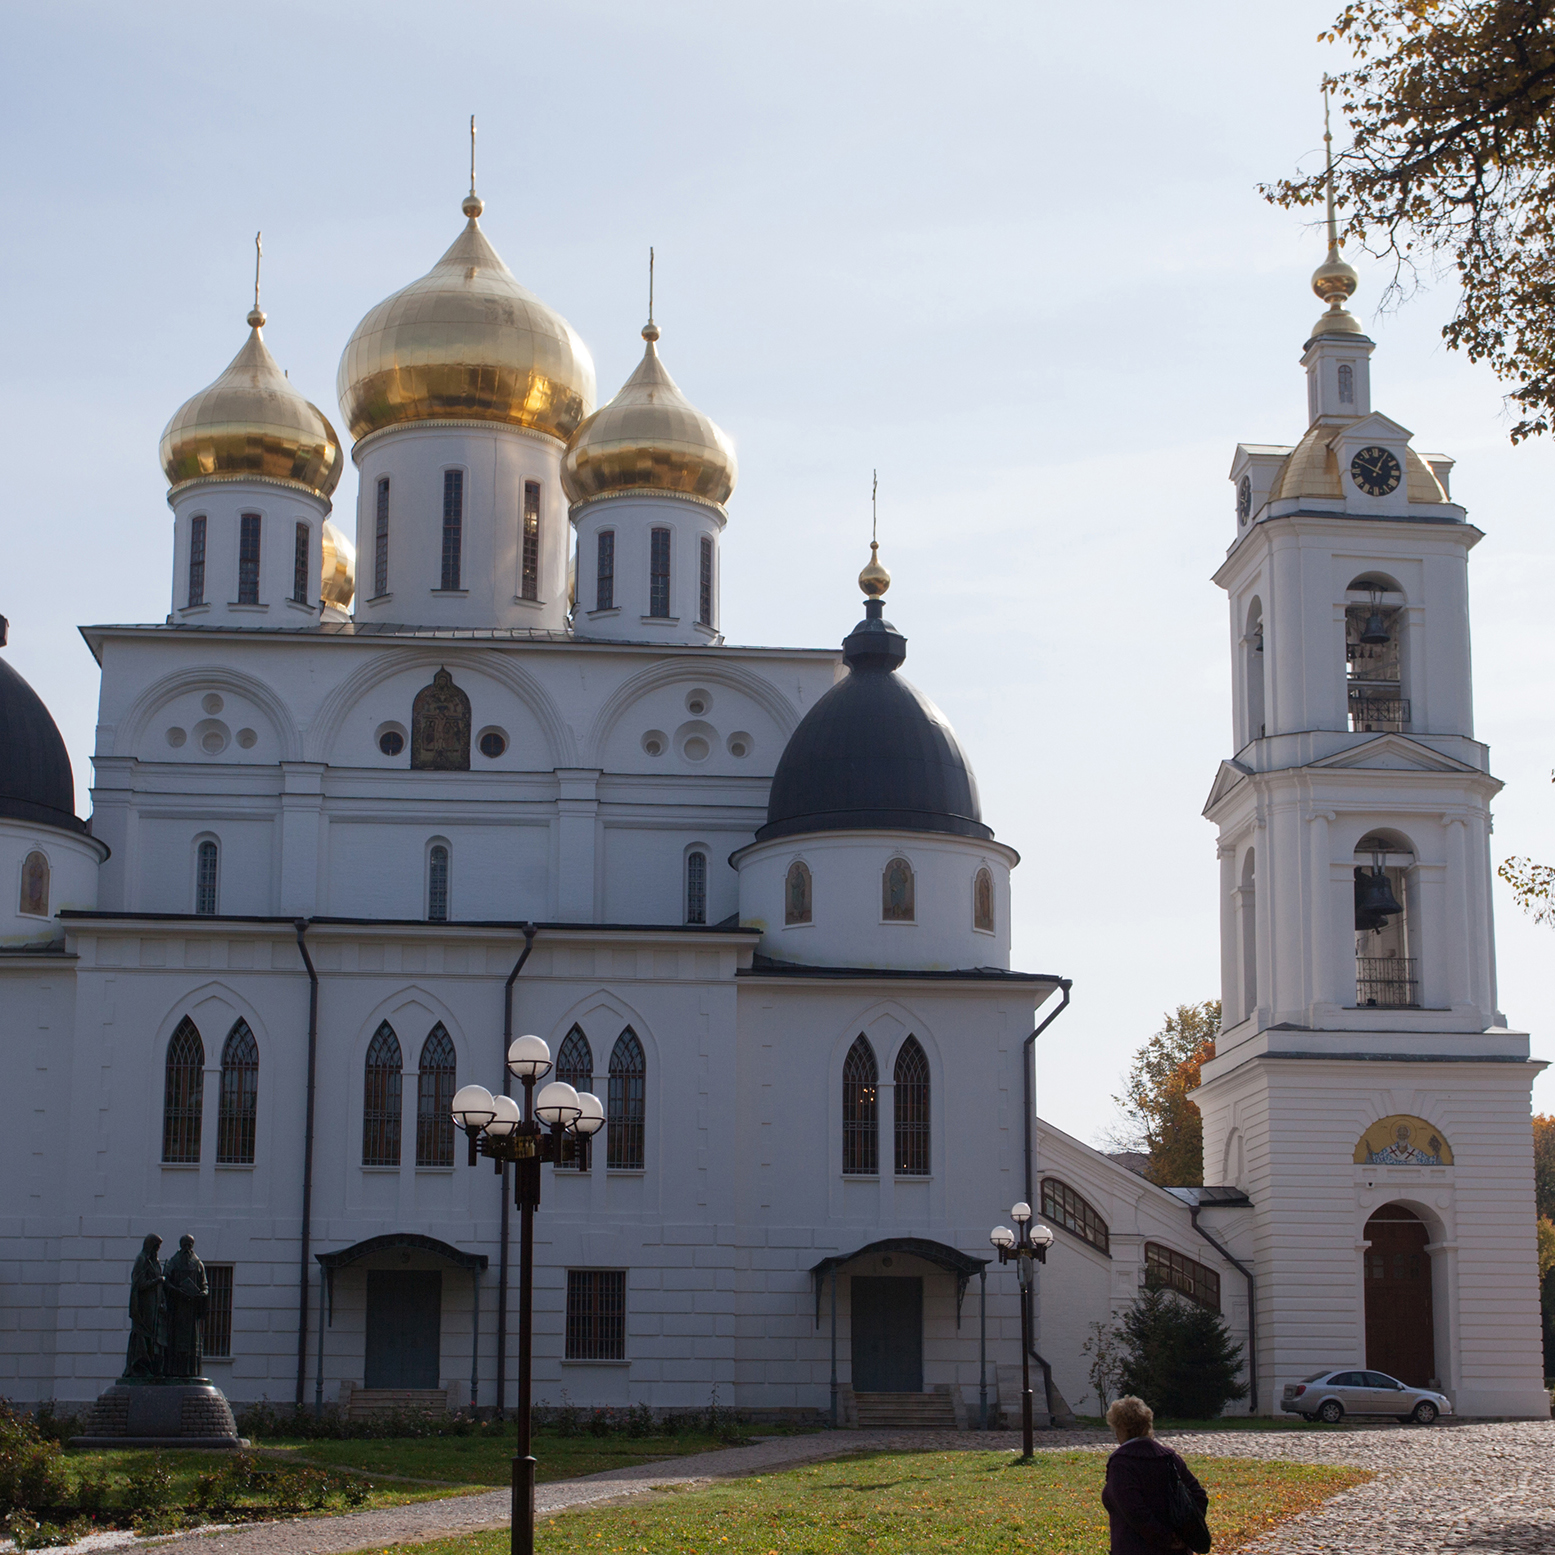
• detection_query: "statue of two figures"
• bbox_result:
[124,1233,209,1380]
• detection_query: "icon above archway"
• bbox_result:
[411,668,471,771]
[1353,1114,1453,1167]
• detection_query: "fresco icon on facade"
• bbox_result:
[1353,1114,1454,1167]
[411,668,471,771]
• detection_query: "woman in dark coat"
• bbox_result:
[1100,1396,1208,1553]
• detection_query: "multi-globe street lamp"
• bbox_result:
[450,1036,606,1555]
[990,1201,1056,1460]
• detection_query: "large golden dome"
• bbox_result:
[160,308,343,498]
[561,322,737,507]
[337,195,596,444]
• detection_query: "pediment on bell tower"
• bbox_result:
[1323,411,1414,449]
[1307,734,1480,774]
[1202,759,1252,816]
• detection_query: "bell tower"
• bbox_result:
[1193,107,1547,1418]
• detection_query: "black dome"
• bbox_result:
[0,647,84,834]
[758,600,991,844]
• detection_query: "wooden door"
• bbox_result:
[1364,1208,1435,1386]
[850,1276,923,1392]
[365,1270,442,1389]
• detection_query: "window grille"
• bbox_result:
[204,1264,234,1358]
[556,1026,593,1169]
[566,1269,625,1360]
[416,1024,457,1167]
[216,1021,259,1165]
[1040,1177,1110,1255]
[842,1035,878,1175]
[238,513,261,604]
[195,840,219,916]
[188,516,206,607]
[522,481,541,601]
[162,1017,205,1164]
[596,531,614,611]
[362,1022,403,1167]
[685,851,707,925]
[374,478,390,597]
[293,521,309,605]
[893,1036,930,1176]
[649,528,671,617]
[699,536,713,626]
[1144,1242,1221,1311]
[785,861,812,925]
[428,843,449,921]
[441,470,463,590]
[608,1028,645,1170]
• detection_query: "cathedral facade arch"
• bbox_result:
[347,986,470,1076]
[825,1000,943,1179]
[115,664,303,762]
[544,988,661,1082]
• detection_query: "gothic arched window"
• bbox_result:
[842,1036,878,1175]
[973,867,994,933]
[427,843,450,922]
[363,1022,403,1167]
[685,850,707,925]
[162,1017,205,1164]
[195,839,219,916]
[882,857,914,922]
[556,1025,593,1171]
[893,1036,930,1176]
[608,1028,646,1170]
[785,861,812,926]
[416,1024,457,1166]
[19,850,49,918]
[216,1020,259,1165]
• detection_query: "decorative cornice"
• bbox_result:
[569,488,729,520]
[351,418,565,463]
[166,473,333,508]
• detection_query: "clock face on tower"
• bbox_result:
[1237,475,1252,522]
[1350,445,1402,497]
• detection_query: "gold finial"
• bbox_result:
[859,470,890,597]
[1311,83,1359,311]
[463,115,484,219]
[247,231,266,330]
[642,245,660,343]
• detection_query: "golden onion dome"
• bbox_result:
[159,307,343,498]
[858,540,890,598]
[561,322,737,507]
[336,193,596,444]
[319,518,356,609]
[1309,241,1365,340]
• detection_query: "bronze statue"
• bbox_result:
[124,1233,167,1378]
[163,1234,209,1378]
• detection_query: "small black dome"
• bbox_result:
[0,647,84,834]
[758,600,991,844]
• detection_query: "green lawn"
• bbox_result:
[360,1448,1372,1555]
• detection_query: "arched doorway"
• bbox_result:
[1363,1205,1435,1385]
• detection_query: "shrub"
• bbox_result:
[123,1457,173,1511]
[1118,1284,1248,1420]
[0,1403,70,1517]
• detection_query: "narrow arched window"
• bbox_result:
[440,470,464,591]
[973,867,994,933]
[162,1017,205,1164]
[685,851,707,925]
[842,1036,878,1175]
[188,515,207,607]
[608,1027,646,1170]
[238,512,261,605]
[521,481,541,601]
[217,1020,259,1165]
[416,1024,457,1167]
[649,528,671,618]
[363,1022,403,1167]
[19,850,49,918]
[195,839,219,916]
[373,478,390,597]
[596,530,615,611]
[427,844,450,922]
[893,1036,930,1176]
[882,857,915,922]
[785,861,812,925]
[293,521,310,605]
[1338,363,1355,404]
[556,1026,593,1171]
[699,535,713,627]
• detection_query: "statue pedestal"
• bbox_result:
[71,1379,248,1449]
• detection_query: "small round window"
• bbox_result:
[379,730,405,756]
[479,730,508,759]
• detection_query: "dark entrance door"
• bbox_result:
[365,1270,442,1388]
[1364,1206,1435,1386]
[851,1276,923,1392]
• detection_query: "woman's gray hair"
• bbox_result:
[1106,1395,1154,1439]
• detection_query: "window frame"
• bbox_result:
[195,838,220,916]
[440,469,464,591]
[607,1028,646,1171]
[1144,1241,1221,1312]
[292,520,310,605]
[415,1024,457,1168]
[685,849,708,925]
[842,1035,879,1176]
[648,527,671,618]
[162,1017,205,1165]
[1040,1177,1111,1256]
[521,481,541,601]
[892,1036,930,1177]
[374,477,390,598]
[555,1026,594,1171]
[698,535,713,626]
[565,1268,626,1361]
[188,515,207,607]
[427,841,451,922]
[204,1264,235,1358]
[216,1020,259,1166]
[362,1022,404,1168]
[596,530,615,612]
[237,512,261,605]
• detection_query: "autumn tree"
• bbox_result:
[1265,0,1555,441]
[1112,1001,1221,1188]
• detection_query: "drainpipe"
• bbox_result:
[1021,981,1071,1425]
[496,924,537,1419]
[1190,1205,1257,1411]
[294,919,320,1413]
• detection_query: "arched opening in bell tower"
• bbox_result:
[1363,1204,1438,1387]
[1354,829,1415,1007]
[1345,573,1408,732]
[1238,848,1257,1020]
[1242,598,1265,745]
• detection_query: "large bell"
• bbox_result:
[1354,865,1404,929]
[1358,608,1391,646]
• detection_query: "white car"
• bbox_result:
[1281,1368,1452,1425]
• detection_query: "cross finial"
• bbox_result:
[871,469,878,544]
[463,116,484,218]
[247,231,266,330]
[859,469,890,599]
[1322,83,1339,257]
[642,246,660,343]
[470,114,477,196]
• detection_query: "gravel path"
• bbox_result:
[14,1419,1554,1555]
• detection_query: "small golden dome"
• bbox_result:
[320,519,356,609]
[1309,241,1364,339]
[561,324,737,507]
[159,316,342,498]
[858,540,890,598]
[337,196,596,444]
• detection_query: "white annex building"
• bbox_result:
[0,175,1546,1423]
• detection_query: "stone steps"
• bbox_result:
[852,1390,960,1429]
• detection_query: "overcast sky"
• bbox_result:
[2,1,1551,1147]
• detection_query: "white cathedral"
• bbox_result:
[0,174,1546,1425]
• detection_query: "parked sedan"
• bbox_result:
[1280,1369,1452,1425]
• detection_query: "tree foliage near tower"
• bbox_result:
[1118,1285,1248,1420]
[1264,0,1555,442]
[1112,1001,1221,1187]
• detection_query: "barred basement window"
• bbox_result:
[1144,1241,1221,1312]
[441,470,464,591]
[596,531,615,611]
[555,1026,593,1170]
[1040,1177,1110,1255]
[566,1269,625,1360]
[416,1024,457,1167]
[893,1036,930,1176]
[685,850,707,925]
[698,535,713,626]
[362,1022,403,1167]
[195,840,219,916]
[204,1264,234,1358]
[842,1035,878,1175]
[216,1021,259,1165]
[162,1017,205,1164]
[188,515,207,607]
[427,843,450,922]
[521,481,541,601]
[238,513,261,605]
[374,478,390,597]
[608,1028,645,1170]
[649,527,671,617]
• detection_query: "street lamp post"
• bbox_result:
[451,1037,606,1555]
[990,1201,1055,1460]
